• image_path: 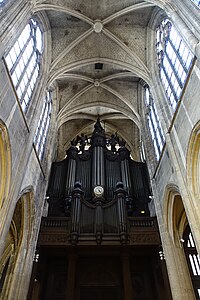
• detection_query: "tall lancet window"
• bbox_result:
[156,19,194,110]
[144,86,165,160]
[34,91,52,160]
[183,225,200,299]
[5,19,43,112]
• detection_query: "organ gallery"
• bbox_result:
[28,119,172,300]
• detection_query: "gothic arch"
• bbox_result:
[187,121,200,200]
[0,120,11,210]
[163,184,187,246]
[163,184,198,299]
[0,190,35,299]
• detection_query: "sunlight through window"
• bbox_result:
[5,19,43,112]
[144,86,165,160]
[34,91,52,160]
[184,226,200,299]
[156,19,194,110]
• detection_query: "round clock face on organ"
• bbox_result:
[93,186,104,197]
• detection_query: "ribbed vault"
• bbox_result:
[32,0,170,159]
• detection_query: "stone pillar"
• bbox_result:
[165,132,200,254]
[151,178,196,300]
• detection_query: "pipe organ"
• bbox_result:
[28,119,172,300]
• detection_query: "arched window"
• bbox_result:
[34,91,52,160]
[156,19,194,110]
[144,86,165,160]
[5,18,43,112]
[183,225,200,299]
[191,0,200,7]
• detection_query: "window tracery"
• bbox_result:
[144,86,165,160]
[5,18,43,112]
[34,91,52,160]
[156,19,194,110]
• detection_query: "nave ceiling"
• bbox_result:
[33,0,166,160]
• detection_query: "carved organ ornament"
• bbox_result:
[46,119,152,245]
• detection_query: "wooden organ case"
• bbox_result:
[28,119,172,300]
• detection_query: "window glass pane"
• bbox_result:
[156,19,194,110]
[144,86,165,160]
[183,226,200,298]
[4,18,43,113]
[34,91,52,160]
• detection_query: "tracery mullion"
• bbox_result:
[168,39,189,75]
[20,63,38,108]
[148,114,160,154]
[161,63,179,105]
[164,51,183,89]
[36,105,48,151]
[15,49,35,91]
[35,96,52,158]
[39,117,50,159]
[34,102,46,142]
[151,102,165,146]
[10,35,32,75]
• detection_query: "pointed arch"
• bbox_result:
[163,184,188,246]
[0,190,35,299]
[0,120,11,210]
[187,121,200,199]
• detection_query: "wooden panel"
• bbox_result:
[80,287,120,300]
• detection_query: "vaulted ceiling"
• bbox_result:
[33,0,166,160]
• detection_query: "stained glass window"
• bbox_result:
[34,91,52,160]
[144,86,165,160]
[156,19,194,110]
[5,19,43,112]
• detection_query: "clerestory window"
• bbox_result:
[183,226,200,299]
[5,18,43,112]
[34,91,52,160]
[156,19,194,110]
[144,86,165,160]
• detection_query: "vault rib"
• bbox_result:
[33,4,94,25]
[57,101,138,129]
[51,28,93,71]
[48,58,150,86]
[102,2,154,25]
[103,28,149,74]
